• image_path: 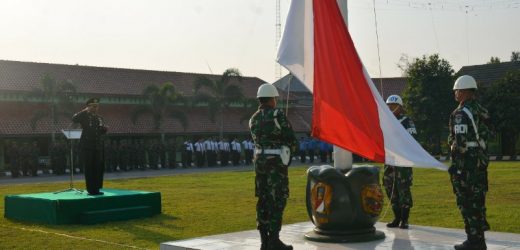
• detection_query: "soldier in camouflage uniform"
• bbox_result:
[136,140,147,170]
[149,139,161,169]
[119,140,131,171]
[7,141,20,178]
[104,140,116,172]
[29,141,39,176]
[383,95,417,229]
[448,75,490,250]
[20,142,31,176]
[249,83,297,250]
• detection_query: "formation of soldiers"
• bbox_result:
[3,136,256,178]
[5,141,40,177]
[298,137,334,164]
[182,137,254,168]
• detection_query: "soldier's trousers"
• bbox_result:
[299,150,306,163]
[255,155,289,234]
[449,164,488,238]
[81,147,104,194]
[383,165,413,209]
[9,161,20,178]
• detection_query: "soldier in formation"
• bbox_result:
[230,138,241,166]
[194,138,205,167]
[182,140,194,168]
[7,141,20,178]
[249,83,297,250]
[166,139,177,168]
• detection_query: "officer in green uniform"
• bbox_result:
[249,83,297,250]
[383,95,417,229]
[449,75,490,250]
[72,98,108,195]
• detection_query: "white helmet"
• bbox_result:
[453,75,478,90]
[257,83,279,98]
[386,95,403,106]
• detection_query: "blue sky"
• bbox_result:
[0,0,518,82]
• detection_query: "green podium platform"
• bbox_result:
[4,189,161,225]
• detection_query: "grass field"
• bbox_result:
[1,161,519,249]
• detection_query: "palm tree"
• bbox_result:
[193,68,244,138]
[132,82,187,141]
[26,73,76,142]
[240,98,260,125]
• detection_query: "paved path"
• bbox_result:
[0,165,254,185]
[161,221,520,250]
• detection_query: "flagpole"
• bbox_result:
[333,0,354,173]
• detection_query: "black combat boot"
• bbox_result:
[268,231,292,250]
[399,207,410,229]
[454,234,487,250]
[259,229,269,250]
[386,206,401,228]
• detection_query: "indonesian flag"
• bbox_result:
[277,0,446,170]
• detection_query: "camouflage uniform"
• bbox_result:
[448,99,490,242]
[7,142,20,178]
[383,114,417,210]
[104,141,116,172]
[135,140,147,170]
[29,142,39,176]
[249,106,297,235]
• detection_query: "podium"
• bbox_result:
[55,129,83,193]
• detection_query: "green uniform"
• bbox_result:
[383,114,417,210]
[249,106,297,234]
[448,99,490,241]
[72,109,107,194]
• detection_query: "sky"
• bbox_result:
[0,0,519,83]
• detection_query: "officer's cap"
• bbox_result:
[86,98,100,106]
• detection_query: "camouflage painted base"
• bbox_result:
[305,165,385,243]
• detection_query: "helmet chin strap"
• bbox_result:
[391,106,401,116]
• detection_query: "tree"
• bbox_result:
[132,82,187,141]
[481,70,520,155]
[26,73,76,142]
[401,54,455,154]
[193,68,244,138]
[488,56,501,64]
[511,51,520,62]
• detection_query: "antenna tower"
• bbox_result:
[275,0,282,80]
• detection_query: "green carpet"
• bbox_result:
[4,188,161,225]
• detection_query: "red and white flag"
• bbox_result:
[277,0,446,169]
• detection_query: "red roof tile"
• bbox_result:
[0,60,265,98]
[0,103,312,135]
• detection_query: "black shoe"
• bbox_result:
[454,238,487,250]
[268,232,292,250]
[387,206,401,228]
[400,207,410,229]
[386,219,400,228]
[260,229,269,250]
[88,191,104,196]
